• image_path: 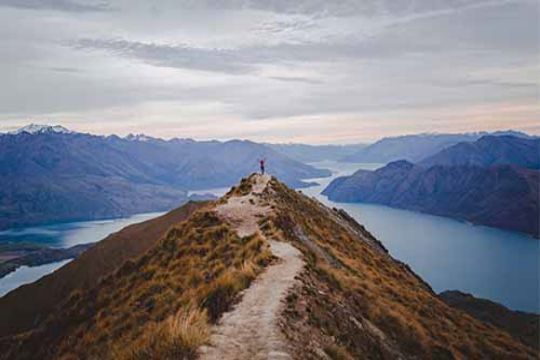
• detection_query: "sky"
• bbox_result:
[0,0,538,143]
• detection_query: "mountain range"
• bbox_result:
[420,135,540,169]
[324,135,540,237]
[341,130,534,163]
[0,175,536,359]
[0,125,329,229]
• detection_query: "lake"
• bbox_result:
[0,212,165,248]
[0,260,72,296]
[0,212,164,296]
[303,161,539,313]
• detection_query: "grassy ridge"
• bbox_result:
[0,201,208,337]
[1,175,536,359]
[1,208,272,359]
[263,178,536,359]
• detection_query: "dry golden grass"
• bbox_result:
[265,177,537,359]
[112,306,209,360]
[0,201,208,339]
[1,208,273,360]
[1,175,535,360]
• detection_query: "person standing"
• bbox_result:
[259,158,265,175]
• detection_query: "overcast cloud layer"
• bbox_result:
[0,0,538,143]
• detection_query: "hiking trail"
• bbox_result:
[200,174,305,360]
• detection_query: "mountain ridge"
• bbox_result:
[420,135,540,169]
[324,135,540,237]
[0,200,209,337]
[0,129,329,229]
[0,174,535,359]
[341,131,535,163]
[323,161,539,237]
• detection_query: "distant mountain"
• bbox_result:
[9,123,72,135]
[323,160,539,237]
[341,131,534,163]
[0,125,329,229]
[267,143,367,162]
[421,135,540,169]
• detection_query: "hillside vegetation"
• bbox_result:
[0,175,536,359]
[265,178,536,358]
[0,201,208,337]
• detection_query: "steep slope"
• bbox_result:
[0,128,329,229]
[0,131,194,229]
[440,291,539,350]
[323,161,540,237]
[0,175,535,359]
[264,178,536,358]
[0,201,208,337]
[421,135,540,169]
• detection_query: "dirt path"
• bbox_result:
[200,174,304,359]
[215,174,271,237]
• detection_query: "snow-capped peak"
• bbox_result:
[125,133,155,142]
[12,124,72,135]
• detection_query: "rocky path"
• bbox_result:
[215,174,271,238]
[200,174,304,359]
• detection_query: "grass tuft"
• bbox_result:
[113,306,209,360]
[202,260,259,322]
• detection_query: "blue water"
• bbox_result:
[303,161,539,313]
[0,212,164,248]
[0,260,72,296]
[0,212,164,297]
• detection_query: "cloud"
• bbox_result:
[0,0,538,142]
[47,66,84,73]
[0,0,112,12]
[71,35,432,75]
[70,0,538,76]
[72,39,256,74]
[180,0,516,18]
[268,76,322,84]
[254,17,319,34]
